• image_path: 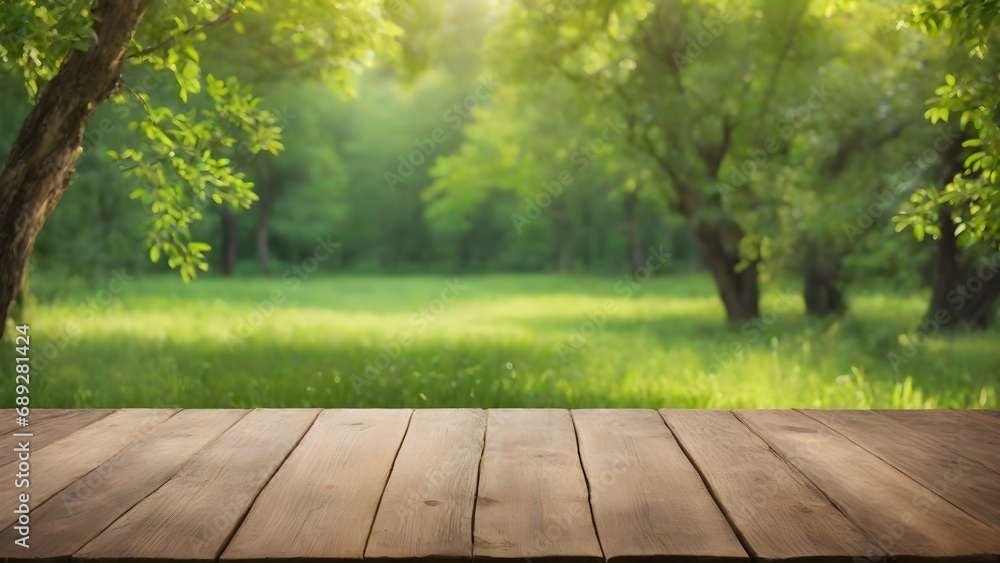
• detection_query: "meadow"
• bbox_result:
[2,273,997,409]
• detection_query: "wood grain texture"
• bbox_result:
[804,409,1000,532]
[0,408,996,563]
[0,408,85,436]
[0,409,14,435]
[0,408,51,448]
[874,409,1000,471]
[366,409,486,562]
[0,409,246,563]
[0,408,178,531]
[660,409,882,563]
[0,409,112,455]
[962,409,1000,433]
[474,409,602,563]
[220,409,412,563]
[75,409,319,563]
[0,409,74,440]
[575,409,747,563]
[738,409,1000,562]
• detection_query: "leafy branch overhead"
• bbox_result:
[0,0,416,280]
[897,0,1000,248]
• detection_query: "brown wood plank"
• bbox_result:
[0,409,246,562]
[972,410,1000,421]
[366,409,486,562]
[804,409,1000,532]
[473,408,602,563]
[0,409,36,443]
[0,409,112,455]
[738,409,1000,562]
[74,409,319,563]
[875,409,1000,471]
[22,409,101,422]
[660,409,882,563]
[0,408,178,531]
[962,409,1000,432]
[0,410,15,436]
[220,409,412,563]
[0,409,93,437]
[575,409,747,563]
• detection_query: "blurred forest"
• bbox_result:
[1,0,999,408]
[0,0,993,316]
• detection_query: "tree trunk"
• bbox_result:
[623,189,644,273]
[690,217,760,323]
[10,277,28,331]
[926,203,1000,330]
[220,207,237,276]
[0,0,146,341]
[255,158,272,275]
[803,246,846,316]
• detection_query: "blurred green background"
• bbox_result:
[1,0,998,408]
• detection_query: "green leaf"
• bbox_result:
[965,151,986,168]
[149,245,161,263]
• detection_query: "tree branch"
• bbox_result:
[752,2,810,140]
[127,4,236,60]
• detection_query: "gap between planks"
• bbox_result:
[6,409,999,563]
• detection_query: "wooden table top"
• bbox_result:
[1,408,998,562]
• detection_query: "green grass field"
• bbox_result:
[3,274,998,409]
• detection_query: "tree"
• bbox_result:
[427,75,660,274]
[0,0,409,339]
[489,0,850,322]
[896,0,1000,329]
[737,4,940,316]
